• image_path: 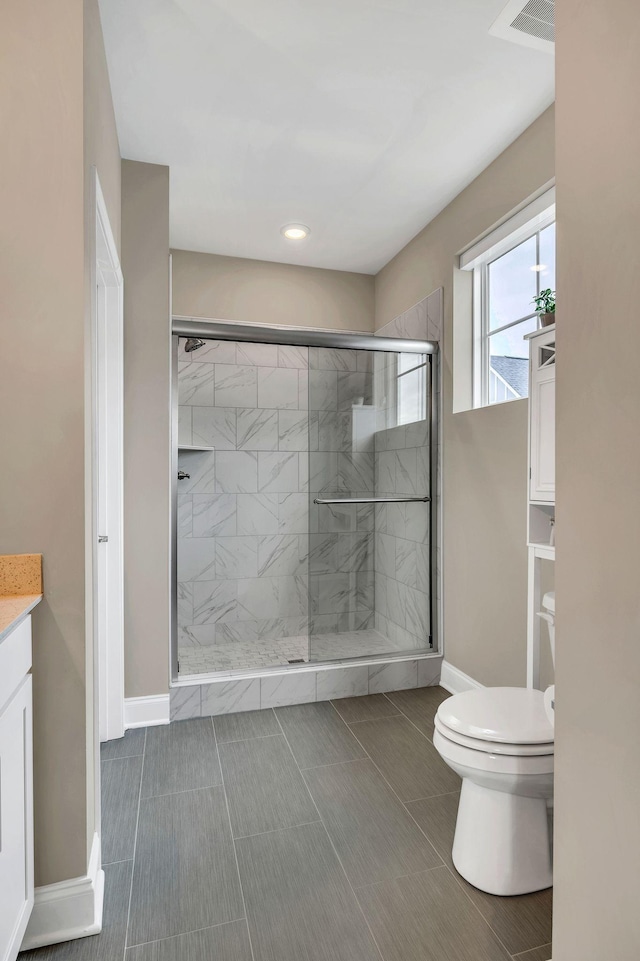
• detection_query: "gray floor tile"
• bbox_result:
[219,735,319,837]
[127,787,244,946]
[214,708,280,743]
[101,756,143,864]
[385,686,451,737]
[275,702,366,768]
[357,866,511,961]
[141,718,221,798]
[512,946,552,961]
[235,822,381,961]
[331,693,400,724]
[349,716,460,801]
[406,792,553,956]
[303,759,442,887]
[126,920,252,961]
[101,728,146,760]
[21,860,132,960]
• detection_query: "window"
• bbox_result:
[459,189,556,408]
[396,352,427,425]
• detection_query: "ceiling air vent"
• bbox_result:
[489,0,555,54]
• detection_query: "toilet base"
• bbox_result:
[452,777,553,896]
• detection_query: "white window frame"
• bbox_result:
[396,353,428,426]
[459,187,555,409]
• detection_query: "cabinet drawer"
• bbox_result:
[0,617,32,714]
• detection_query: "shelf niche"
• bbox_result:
[528,502,555,550]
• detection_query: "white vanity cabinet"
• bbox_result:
[528,325,556,502]
[0,615,34,961]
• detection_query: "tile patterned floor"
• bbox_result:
[178,627,417,675]
[22,688,552,961]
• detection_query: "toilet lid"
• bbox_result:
[434,715,554,756]
[436,688,554,745]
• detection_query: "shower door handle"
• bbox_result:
[314,496,430,505]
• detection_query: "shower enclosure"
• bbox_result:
[172,322,438,680]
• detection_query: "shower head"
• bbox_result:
[184,337,206,353]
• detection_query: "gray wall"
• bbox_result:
[0,0,121,886]
[121,160,171,698]
[171,249,376,332]
[553,2,640,957]
[375,106,555,686]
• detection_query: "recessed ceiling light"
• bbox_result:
[531,264,547,272]
[281,223,310,240]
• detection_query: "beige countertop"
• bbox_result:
[0,554,43,642]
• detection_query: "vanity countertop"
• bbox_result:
[0,554,43,642]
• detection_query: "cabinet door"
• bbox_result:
[0,676,33,961]
[530,337,556,502]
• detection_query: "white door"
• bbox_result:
[94,177,125,743]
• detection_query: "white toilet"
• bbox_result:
[433,592,555,897]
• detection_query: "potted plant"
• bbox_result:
[532,288,555,327]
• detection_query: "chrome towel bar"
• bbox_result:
[314,495,430,505]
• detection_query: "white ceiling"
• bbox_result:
[99,0,554,274]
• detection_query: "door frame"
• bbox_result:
[88,170,125,743]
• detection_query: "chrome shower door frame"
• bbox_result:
[170,319,440,682]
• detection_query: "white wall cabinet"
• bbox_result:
[0,616,34,961]
[528,326,556,502]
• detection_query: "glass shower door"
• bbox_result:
[308,345,432,663]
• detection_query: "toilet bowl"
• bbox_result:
[434,593,555,897]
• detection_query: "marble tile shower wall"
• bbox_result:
[374,288,443,653]
[175,306,441,668]
[308,348,376,637]
[374,420,430,650]
[176,339,311,656]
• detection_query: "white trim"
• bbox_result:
[439,660,484,695]
[21,834,104,951]
[459,185,555,270]
[469,201,555,409]
[125,694,171,728]
[91,170,125,745]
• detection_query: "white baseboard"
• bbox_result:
[21,833,104,951]
[440,660,484,695]
[124,693,170,728]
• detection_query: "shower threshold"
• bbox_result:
[178,629,424,677]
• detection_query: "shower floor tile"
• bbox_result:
[178,629,418,676]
